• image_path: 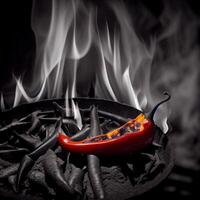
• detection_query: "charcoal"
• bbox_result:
[8,174,17,192]
[28,170,56,196]
[0,148,29,162]
[0,163,19,179]
[0,98,173,200]
[13,131,41,150]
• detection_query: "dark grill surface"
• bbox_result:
[0,98,173,200]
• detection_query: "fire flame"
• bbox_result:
[0,0,175,133]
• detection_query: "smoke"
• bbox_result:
[151,1,200,169]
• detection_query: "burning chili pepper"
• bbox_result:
[58,93,171,156]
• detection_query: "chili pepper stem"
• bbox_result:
[148,92,171,122]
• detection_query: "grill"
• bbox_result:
[0,98,173,200]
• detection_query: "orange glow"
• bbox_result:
[107,114,147,139]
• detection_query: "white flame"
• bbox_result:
[67,1,93,59]
[162,117,168,134]
[1,0,172,133]
[72,100,82,130]
[95,1,156,117]
[0,93,5,110]
[15,76,47,104]
[95,27,117,101]
[65,87,71,117]
[122,67,140,110]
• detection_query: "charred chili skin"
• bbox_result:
[58,93,170,156]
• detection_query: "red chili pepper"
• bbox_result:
[58,92,170,156]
